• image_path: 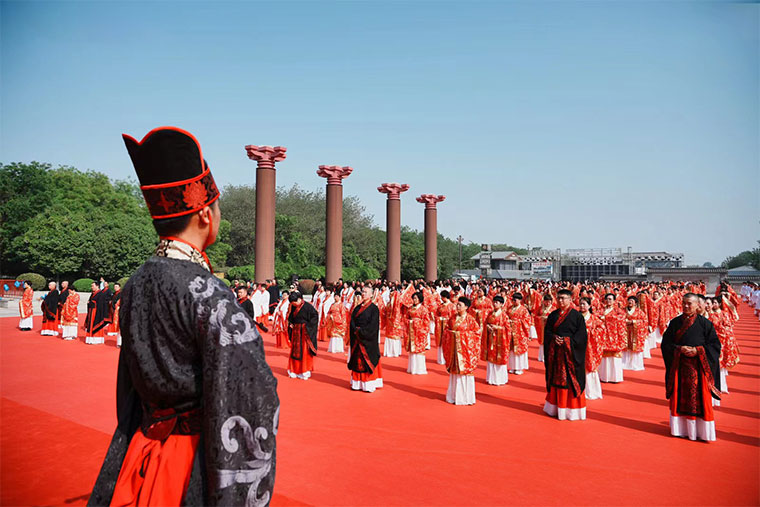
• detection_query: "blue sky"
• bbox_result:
[2,0,758,265]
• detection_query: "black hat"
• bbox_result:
[123,126,220,219]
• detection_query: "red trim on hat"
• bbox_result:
[140,168,212,190]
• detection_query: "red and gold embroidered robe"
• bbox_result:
[624,307,648,353]
[435,301,456,347]
[508,304,532,355]
[584,312,604,372]
[481,308,510,365]
[61,291,80,326]
[20,286,34,319]
[601,306,626,357]
[710,311,740,369]
[325,301,348,343]
[443,313,481,375]
[534,302,556,345]
[405,303,431,354]
[469,297,493,329]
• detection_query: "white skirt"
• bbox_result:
[41,329,59,336]
[407,353,427,375]
[585,371,603,400]
[425,334,431,350]
[508,351,528,373]
[599,356,624,383]
[647,331,658,350]
[117,333,122,347]
[543,401,586,421]
[19,316,33,330]
[622,350,645,371]
[720,368,728,394]
[446,374,476,405]
[486,362,508,385]
[437,346,446,365]
[384,338,402,357]
[537,346,544,363]
[655,328,663,344]
[643,338,652,359]
[287,370,311,380]
[529,325,538,339]
[85,336,104,345]
[351,377,383,393]
[670,415,716,441]
[327,337,344,353]
[62,325,78,340]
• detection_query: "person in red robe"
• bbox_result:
[61,286,80,340]
[384,285,410,358]
[109,282,123,345]
[543,289,588,421]
[481,295,510,385]
[326,296,348,354]
[580,297,604,400]
[599,294,626,383]
[709,297,740,405]
[662,293,721,441]
[443,297,481,405]
[317,286,335,343]
[534,294,556,363]
[348,286,383,392]
[18,280,34,331]
[435,291,456,365]
[404,291,431,375]
[623,296,648,371]
[272,290,290,348]
[287,292,319,380]
[469,290,493,331]
[507,293,532,374]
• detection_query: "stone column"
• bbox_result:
[377,183,410,283]
[416,194,446,282]
[245,145,287,284]
[317,165,353,284]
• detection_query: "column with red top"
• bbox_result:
[377,183,410,283]
[416,194,446,282]
[317,165,353,284]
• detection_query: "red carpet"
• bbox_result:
[1,306,758,506]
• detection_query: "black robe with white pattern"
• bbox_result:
[89,255,279,506]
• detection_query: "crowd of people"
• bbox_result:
[258,276,747,443]
[17,277,123,345]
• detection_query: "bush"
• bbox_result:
[218,276,231,287]
[226,265,255,282]
[73,278,96,292]
[16,272,46,290]
[298,279,316,295]
[117,276,130,288]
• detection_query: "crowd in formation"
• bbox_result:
[17,278,123,345]
[231,276,746,442]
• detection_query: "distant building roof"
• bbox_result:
[728,265,759,274]
[469,251,520,261]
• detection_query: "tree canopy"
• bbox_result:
[1,162,494,282]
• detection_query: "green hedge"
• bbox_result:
[73,278,96,292]
[218,276,231,287]
[16,273,46,290]
[116,276,129,288]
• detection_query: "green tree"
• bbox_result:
[206,219,233,268]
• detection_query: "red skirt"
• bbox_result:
[546,387,587,409]
[276,330,290,348]
[669,368,715,422]
[42,319,59,332]
[351,362,383,382]
[110,430,199,506]
[288,340,314,375]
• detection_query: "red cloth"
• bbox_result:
[481,308,510,365]
[20,287,34,319]
[507,304,532,355]
[443,313,481,375]
[584,313,605,372]
[110,430,199,506]
[288,333,314,375]
[351,362,383,382]
[404,304,431,354]
[546,387,586,409]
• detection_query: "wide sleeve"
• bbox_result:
[570,312,588,371]
[190,275,279,506]
[701,319,722,392]
[359,305,380,345]
[660,317,678,382]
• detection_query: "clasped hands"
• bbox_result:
[680,345,698,357]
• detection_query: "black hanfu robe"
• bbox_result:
[239,296,255,321]
[288,301,318,361]
[85,289,111,334]
[348,302,380,374]
[543,308,587,396]
[42,289,60,322]
[89,252,279,505]
[662,314,721,416]
[58,287,69,320]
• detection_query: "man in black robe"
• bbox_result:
[85,281,111,344]
[661,292,721,442]
[348,285,383,392]
[237,285,255,320]
[543,289,588,421]
[41,281,60,336]
[57,280,70,330]
[267,279,280,316]
[89,127,278,505]
[287,291,318,380]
